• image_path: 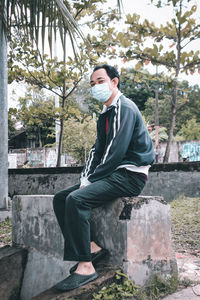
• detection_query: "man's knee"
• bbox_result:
[65,190,82,210]
[53,191,64,209]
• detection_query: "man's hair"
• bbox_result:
[93,64,120,88]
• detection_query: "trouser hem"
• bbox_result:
[63,254,92,262]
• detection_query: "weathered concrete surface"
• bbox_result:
[8,162,200,201]
[20,249,75,300]
[91,196,177,285]
[12,195,64,258]
[0,209,11,222]
[162,284,200,300]
[32,267,118,300]
[0,246,28,300]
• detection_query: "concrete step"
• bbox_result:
[32,267,118,300]
[0,209,11,221]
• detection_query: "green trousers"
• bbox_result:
[53,168,145,262]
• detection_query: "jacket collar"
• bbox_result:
[101,91,122,114]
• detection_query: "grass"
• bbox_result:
[170,196,200,255]
[0,217,12,247]
[92,271,180,300]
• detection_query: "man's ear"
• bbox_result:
[112,77,119,87]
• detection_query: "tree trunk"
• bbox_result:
[154,68,159,163]
[163,80,178,163]
[38,126,42,148]
[56,33,67,167]
[56,116,64,167]
[0,17,8,209]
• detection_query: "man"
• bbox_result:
[53,64,155,291]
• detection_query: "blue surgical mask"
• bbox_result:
[91,83,112,102]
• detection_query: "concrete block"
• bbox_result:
[91,196,178,285]
[12,194,177,298]
[0,246,28,300]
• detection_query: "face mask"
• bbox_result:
[91,82,112,102]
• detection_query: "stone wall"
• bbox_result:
[8,162,200,201]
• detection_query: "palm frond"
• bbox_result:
[1,0,84,51]
[1,0,123,53]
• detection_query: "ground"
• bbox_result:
[170,196,200,257]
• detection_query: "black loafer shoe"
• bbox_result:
[55,272,99,291]
[69,248,109,274]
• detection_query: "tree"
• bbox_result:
[117,0,200,162]
[143,81,200,138]
[180,118,200,140]
[11,87,57,147]
[8,35,87,165]
[120,68,162,111]
[63,115,97,164]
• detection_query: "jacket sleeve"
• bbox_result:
[80,120,105,185]
[88,105,136,182]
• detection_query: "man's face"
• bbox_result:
[90,68,115,91]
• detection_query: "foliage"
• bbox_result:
[120,68,155,111]
[143,81,200,139]
[9,87,57,147]
[179,118,200,140]
[8,33,86,96]
[8,114,17,140]
[170,196,200,253]
[92,270,179,300]
[63,115,97,164]
[149,127,168,142]
[1,0,85,53]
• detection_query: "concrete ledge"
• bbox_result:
[90,196,177,285]
[0,246,28,300]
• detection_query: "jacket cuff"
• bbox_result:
[80,177,91,187]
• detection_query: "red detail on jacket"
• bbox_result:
[106,116,109,134]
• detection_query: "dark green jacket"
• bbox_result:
[81,94,155,183]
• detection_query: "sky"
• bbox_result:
[8,0,200,108]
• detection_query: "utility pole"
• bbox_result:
[0,14,8,209]
[155,66,159,163]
